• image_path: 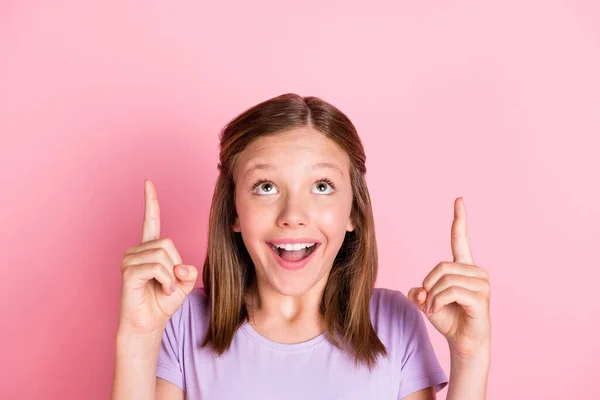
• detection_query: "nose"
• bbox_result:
[276,198,309,228]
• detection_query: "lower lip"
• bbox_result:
[267,243,320,271]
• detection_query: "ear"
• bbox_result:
[233,216,241,232]
[346,217,355,232]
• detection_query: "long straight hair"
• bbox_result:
[201,93,387,369]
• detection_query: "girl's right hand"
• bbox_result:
[117,179,199,336]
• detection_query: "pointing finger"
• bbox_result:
[451,197,475,265]
[142,180,160,243]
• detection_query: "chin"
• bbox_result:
[264,267,330,298]
[271,282,315,297]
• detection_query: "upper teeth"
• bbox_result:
[272,243,316,251]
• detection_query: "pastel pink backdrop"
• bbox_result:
[1,1,598,399]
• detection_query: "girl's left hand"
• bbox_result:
[408,197,491,360]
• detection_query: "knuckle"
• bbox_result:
[121,265,133,279]
[480,268,490,280]
[124,245,137,255]
[159,249,173,265]
[151,247,168,259]
[479,293,488,305]
[151,262,164,273]
[439,274,452,286]
[437,261,449,272]
[480,279,491,294]
[121,252,132,265]
[161,237,174,247]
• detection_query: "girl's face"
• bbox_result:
[233,127,355,298]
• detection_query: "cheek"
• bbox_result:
[236,197,272,237]
[317,205,351,234]
[236,192,258,221]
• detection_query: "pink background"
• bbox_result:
[1,1,598,399]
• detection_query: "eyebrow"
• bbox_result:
[244,162,344,178]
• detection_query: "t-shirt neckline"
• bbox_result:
[240,321,328,353]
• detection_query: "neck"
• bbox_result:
[244,275,328,344]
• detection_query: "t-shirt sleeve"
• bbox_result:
[396,291,449,399]
[156,299,187,392]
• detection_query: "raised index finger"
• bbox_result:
[142,179,160,243]
[451,197,475,265]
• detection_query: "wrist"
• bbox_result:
[449,346,490,384]
[450,340,491,365]
[450,354,490,377]
[447,347,490,400]
[116,325,166,344]
[115,329,164,359]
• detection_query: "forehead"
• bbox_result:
[235,127,350,172]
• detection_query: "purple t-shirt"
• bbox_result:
[157,287,448,399]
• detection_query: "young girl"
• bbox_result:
[112,94,491,400]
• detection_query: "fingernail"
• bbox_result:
[178,265,188,276]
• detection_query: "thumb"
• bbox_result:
[408,287,428,313]
[174,264,198,293]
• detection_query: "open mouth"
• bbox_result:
[269,242,318,262]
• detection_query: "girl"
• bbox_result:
[112,94,491,400]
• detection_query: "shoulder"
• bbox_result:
[370,287,417,323]
[187,286,210,309]
[186,286,210,316]
[371,289,449,395]
[369,287,424,345]
[170,286,211,330]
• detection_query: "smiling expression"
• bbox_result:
[232,127,355,297]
